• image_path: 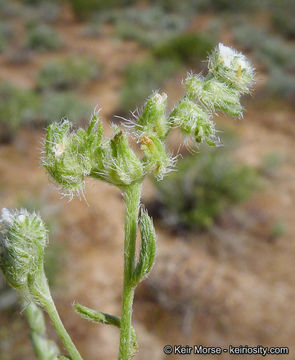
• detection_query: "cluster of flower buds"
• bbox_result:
[42,117,101,197]
[133,92,177,179]
[43,113,144,194]
[170,43,255,146]
[41,43,255,196]
[0,208,47,296]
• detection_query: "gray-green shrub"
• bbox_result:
[37,57,100,91]
[153,144,258,229]
[120,58,180,113]
[0,83,39,141]
[25,24,62,52]
[39,92,92,125]
[153,33,215,65]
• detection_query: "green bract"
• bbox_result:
[0,208,47,292]
[105,128,143,187]
[42,120,88,196]
[140,135,175,179]
[170,98,217,145]
[185,75,243,118]
[136,92,168,139]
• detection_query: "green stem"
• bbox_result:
[118,182,142,360]
[30,271,83,360]
[45,297,83,360]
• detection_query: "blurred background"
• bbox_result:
[0,0,295,359]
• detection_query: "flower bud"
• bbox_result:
[186,75,243,118]
[104,128,144,187]
[136,92,168,139]
[0,209,47,293]
[42,120,89,196]
[170,98,218,146]
[203,78,243,117]
[208,43,255,94]
[185,73,204,100]
[140,135,175,179]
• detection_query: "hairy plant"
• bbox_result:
[0,44,255,360]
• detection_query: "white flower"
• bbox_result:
[218,43,248,70]
[218,43,236,67]
[208,43,255,94]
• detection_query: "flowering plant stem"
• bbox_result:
[119,182,142,360]
[44,297,83,360]
[0,44,255,360]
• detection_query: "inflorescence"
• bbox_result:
[40,43,255,198]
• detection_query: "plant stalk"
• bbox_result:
[45,297,83,360]
[118,182,142,360]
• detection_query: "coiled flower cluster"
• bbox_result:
[41,43,255,197]
[171,43,255,146]
[0,208,47,294]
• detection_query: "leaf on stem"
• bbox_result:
[74,303,121,327]
[132,209,156,286]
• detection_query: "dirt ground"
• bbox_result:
[1,5,295,360]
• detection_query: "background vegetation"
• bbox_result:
[0,0,294,359]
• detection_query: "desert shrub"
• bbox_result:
[25,24,62,52]
[267,67,295,99]
[233,24,268,51]
[0,83,91,141]
[256,38,295,72]
[153,33,215,65]
[5,47,33,65]
[120,58,180,113]
[36,1,61,23]
[39,92,92,125]
[37,57,100,91]
[0,23,13,53]
[82,23,103,38]
[233,23,295,99]
[0,83,40,142]
[19,0,59,3]
[153,145,258,230]
[259,152,283,177]
[197,0,259,12]
[270,220,287,239]
[149,0,199,13]
[233,24,295,72]
[0,0,19,18]
[68,0,137,20]
[270,0,295,38]
[114,6,187,47]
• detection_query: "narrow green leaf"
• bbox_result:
[74,303,120,327]
[132,209,156,286]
